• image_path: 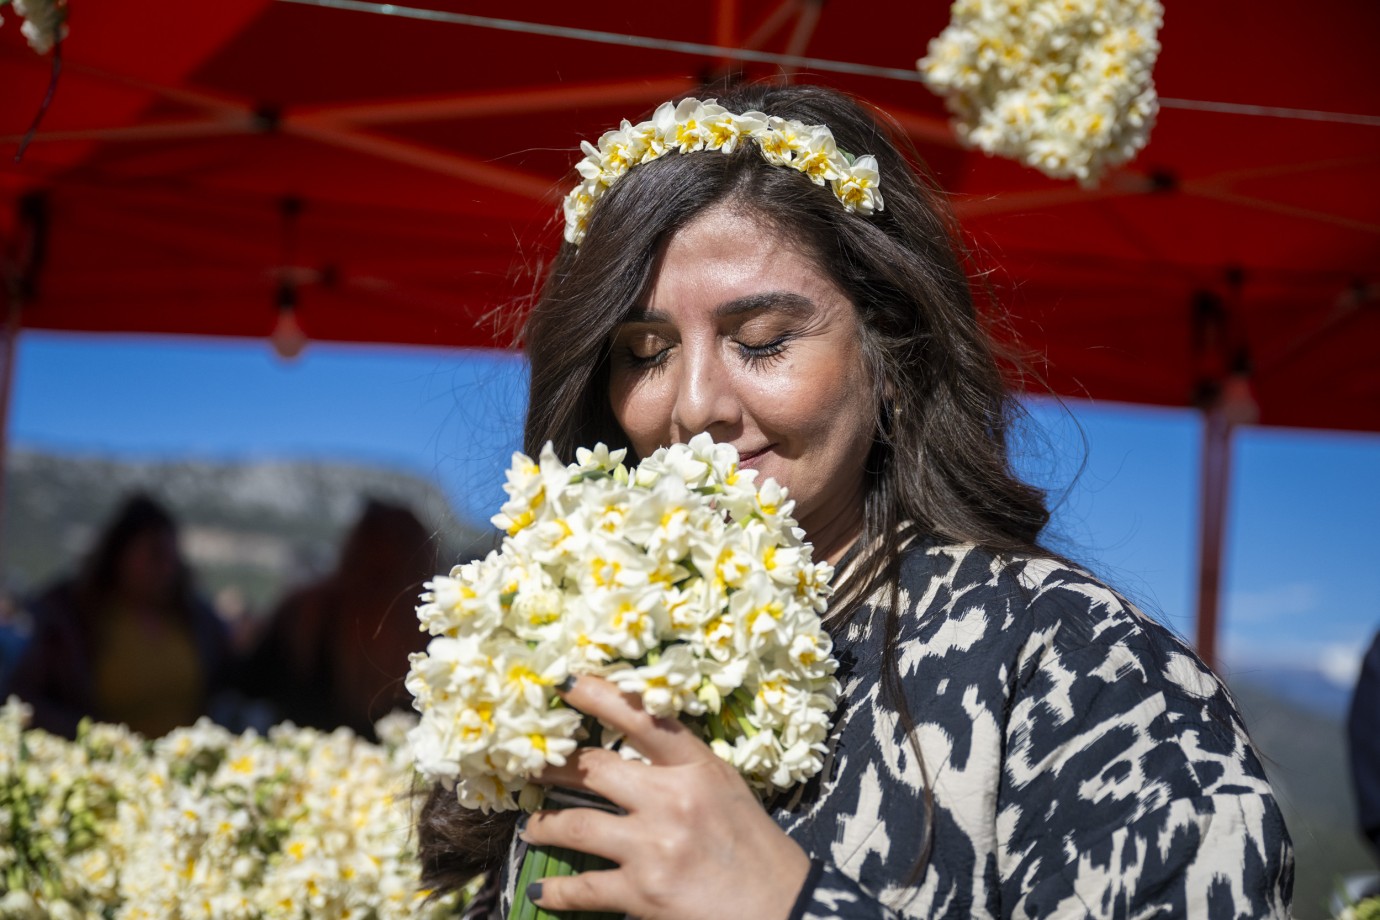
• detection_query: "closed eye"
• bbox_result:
[616,334,674,372]
[737,335,791,367]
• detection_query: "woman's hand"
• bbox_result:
[520,675,812,920]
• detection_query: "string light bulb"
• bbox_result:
[271,196,308,360]
[272,278,306,360]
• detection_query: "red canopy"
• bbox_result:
[2,0,1376,429]
[1,0,1377,663]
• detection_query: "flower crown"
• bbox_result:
[562,97,885,246]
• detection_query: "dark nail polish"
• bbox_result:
[556,674,577,693]
[515,813,529,835]
[527,881,544,904]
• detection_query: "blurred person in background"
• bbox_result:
[238,498,437,740]
[5,493,231,738]
[1350,633,1380,857]
[1341,631,1380,911]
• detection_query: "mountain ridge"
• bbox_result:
[3,449,495,612]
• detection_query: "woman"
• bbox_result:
[421,83,1293,918]
[240,499,436,740]
[8,494,230,738]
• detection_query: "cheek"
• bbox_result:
[749,353,873,446]
[609,372,669,455]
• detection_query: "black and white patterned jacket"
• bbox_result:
[780,538,1293,919]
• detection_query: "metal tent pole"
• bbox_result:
[0,308,14,586]
[1194,402,1235,673]
[0,192,49,590]
[1190,273,1256,674]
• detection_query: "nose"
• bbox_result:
[670,339,740,441]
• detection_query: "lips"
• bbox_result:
[736,445,773,468]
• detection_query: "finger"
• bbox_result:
[521,804,629,863]
[527,866,634,916]
[536,746,651,804]
[560,674,706,765]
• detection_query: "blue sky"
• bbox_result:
[9,331,1379,686]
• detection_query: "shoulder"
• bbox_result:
[888,541,1214,693]
[925,547,1282,824]
[25,579,87,638]
[878,539,1257,789]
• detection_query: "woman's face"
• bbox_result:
[608,205,877,562]
[118,526,179,602]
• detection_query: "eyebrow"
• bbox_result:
[623,291,816,324]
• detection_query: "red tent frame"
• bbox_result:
[2,0,1378,669]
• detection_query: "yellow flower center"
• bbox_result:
[613,601,646,633]
[506,508,536,536]
[748,601,785,632]
[591,556,622,587]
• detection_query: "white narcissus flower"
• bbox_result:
[833,156,885,216]
[582,119,653,183]
[704,109,765,154]
[608,644,707,718]
[658,438,715,489]
[562,179,599,244]
[758,114,808,167]
[509,579,566,639]
[667,98,729,154]
[490,448,551,535]
[575,442,627,474]
[793,127,849,186]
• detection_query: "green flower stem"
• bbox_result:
[706,709,726,742]
[506,794,620,920]
[527,845,551,920]
[725,697,757,737]
[512,838,540,920]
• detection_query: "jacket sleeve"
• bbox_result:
[789,859,903,920]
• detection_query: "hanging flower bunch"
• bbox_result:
[919,0,1164,184]
[0,0,68,55]
[0,700,464,919]
[406,434,841,812]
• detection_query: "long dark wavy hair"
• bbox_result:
[419,81,1052,894]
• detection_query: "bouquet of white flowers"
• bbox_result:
[406,434,841,919]
[919,0,1163,184]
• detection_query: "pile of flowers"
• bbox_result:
[0,699,463,919]
[563,97,883,245]
[0,0,67,55]
[919,0,1163,184]
[406,434,841,812]
[1338,899,1380,920]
